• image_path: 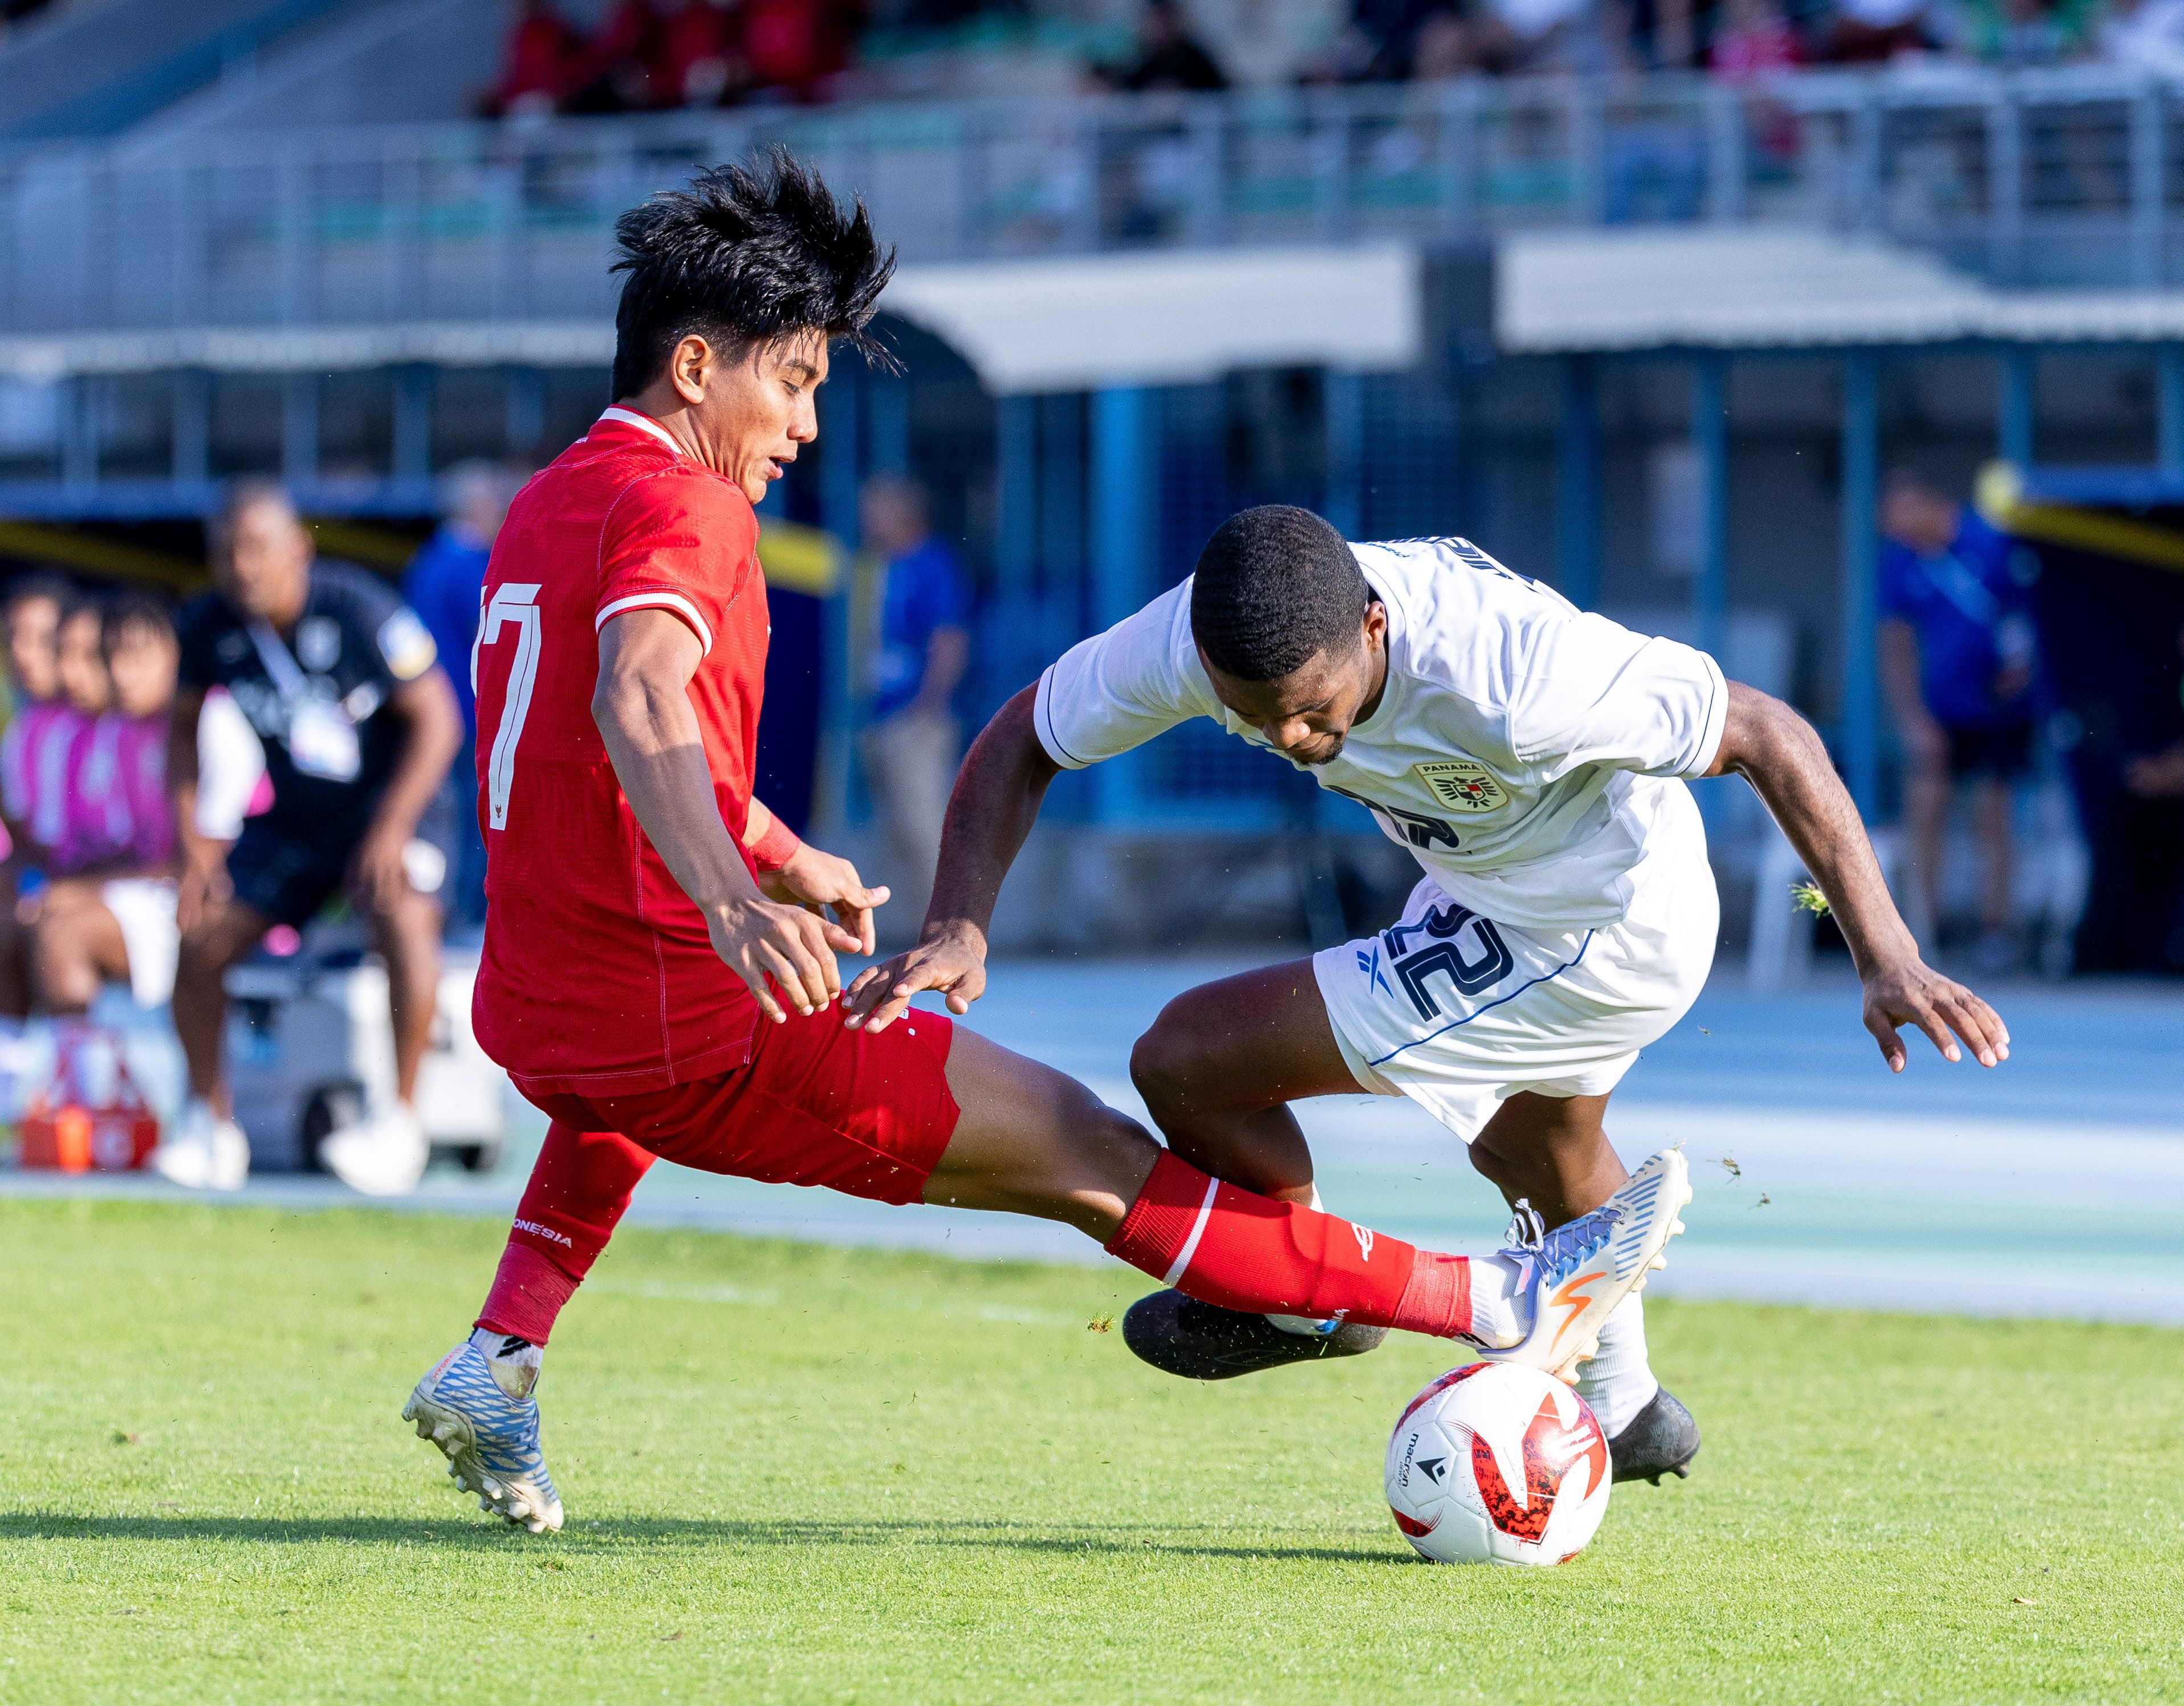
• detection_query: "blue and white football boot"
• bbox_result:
[402,1340,564,1534]
[1477,1148,1691,1382]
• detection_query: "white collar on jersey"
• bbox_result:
[594,406,685,458]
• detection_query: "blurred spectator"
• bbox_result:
[2123,622,2184,798]
[2100,0,2184,69]
[566,0,670,113]
[1099,0,1231,90]
[1823,0,1937,60]
[857,476,969,933]
[0,575,70,1031]
[743,0,860,101]
[1410,10,1491,76]
[1477,0,1618,74]
[1955,0,2098,64]
[159,479,462,1196]
[1878,469,2042,974]
[1303,0,1441,81]
[481,0,588,117]
[1,574,68,859]
[33,595,182,1017]
[1711,0,1803,76]
[402,462,523,929]
[658,0,739,106]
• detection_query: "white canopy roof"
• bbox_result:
[1499,227,2184,352]
[881,243,1424,395]
[0,243,1425,393]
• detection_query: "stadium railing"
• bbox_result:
[4,64,2184,336]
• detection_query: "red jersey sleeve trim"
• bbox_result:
[594,590,715,656]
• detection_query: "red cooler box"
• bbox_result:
[17,1028,160,1172]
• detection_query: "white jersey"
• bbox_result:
[1032,535,1727,931]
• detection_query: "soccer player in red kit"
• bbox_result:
[401,153,1693,1534]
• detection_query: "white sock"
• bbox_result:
[1461,1252,1528,1347]
[469,1327,542,1400]
[1267,1185,1336,1336]
[1573,1294,1658,1437]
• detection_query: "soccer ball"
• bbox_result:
[1384,1362,1612,1565]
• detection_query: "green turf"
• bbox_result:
[2,1199,2180,1704]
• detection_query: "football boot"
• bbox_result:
[402,1341,564,1533]
[1475,1148,1691,1380]
[1607,1385,1701,1485]
[1121,1290,1386,1380]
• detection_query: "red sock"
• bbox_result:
[1105,1150,1477,1339]
[476,1121,656,1345]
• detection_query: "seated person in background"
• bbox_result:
[1878,468,2042,975]
[157,480,462,1196]
[1,573,68,844]
[32,595,183,1019]
[0,573,69,1030]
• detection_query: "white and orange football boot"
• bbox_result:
[1474,1149,1690,1381]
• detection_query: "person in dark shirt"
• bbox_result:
[1103,0,1230,90]
[158,479,462,1195]
[1878,468,2043,973]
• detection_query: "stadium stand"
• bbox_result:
[3,2,2181,960]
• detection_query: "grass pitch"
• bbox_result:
[1,1199,2179,1705]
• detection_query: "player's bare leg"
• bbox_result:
[916,1025,1158,1234]
[1128,963,1696,1479]
[1469,1091,1626,1225]
[1126,960,1349,1206]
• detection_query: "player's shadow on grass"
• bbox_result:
[0,1511,1404,1566]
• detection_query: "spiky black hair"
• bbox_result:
[1190,505,1369,683]
[610,147,897,400]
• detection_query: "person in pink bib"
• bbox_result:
[32,596,186,1017]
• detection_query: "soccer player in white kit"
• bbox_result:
[845,506,2009,1484]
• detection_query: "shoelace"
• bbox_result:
[1498,1196,1622,1274]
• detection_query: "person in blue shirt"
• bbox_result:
[400,462,521,929]
[1877,468,2042,974]
[857,477,970,936]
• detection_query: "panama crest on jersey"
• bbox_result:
[1414,758,1508,814]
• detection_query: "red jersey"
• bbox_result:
[472,407,769,1095]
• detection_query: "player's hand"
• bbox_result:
[706,893,863,1023]
[841,921,987,1034]
[348,825,413,919]
[1860,954,2010,1073]
[175,847,233,936]
[758,843,889,958]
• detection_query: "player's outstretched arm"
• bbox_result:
[843,684,1060,1033]
[1705,680,2010,1073]
[595,608,863,1022]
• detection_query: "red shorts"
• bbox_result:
[523,1007,961,1205]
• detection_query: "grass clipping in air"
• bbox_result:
[1791,880,1832,916]
[1,1200,2179,1704]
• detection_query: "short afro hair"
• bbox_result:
[1190,506,1369,682]
[610,148,896,400]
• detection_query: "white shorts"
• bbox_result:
[101,878,180,1009]
[1312,786,1718,1143]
